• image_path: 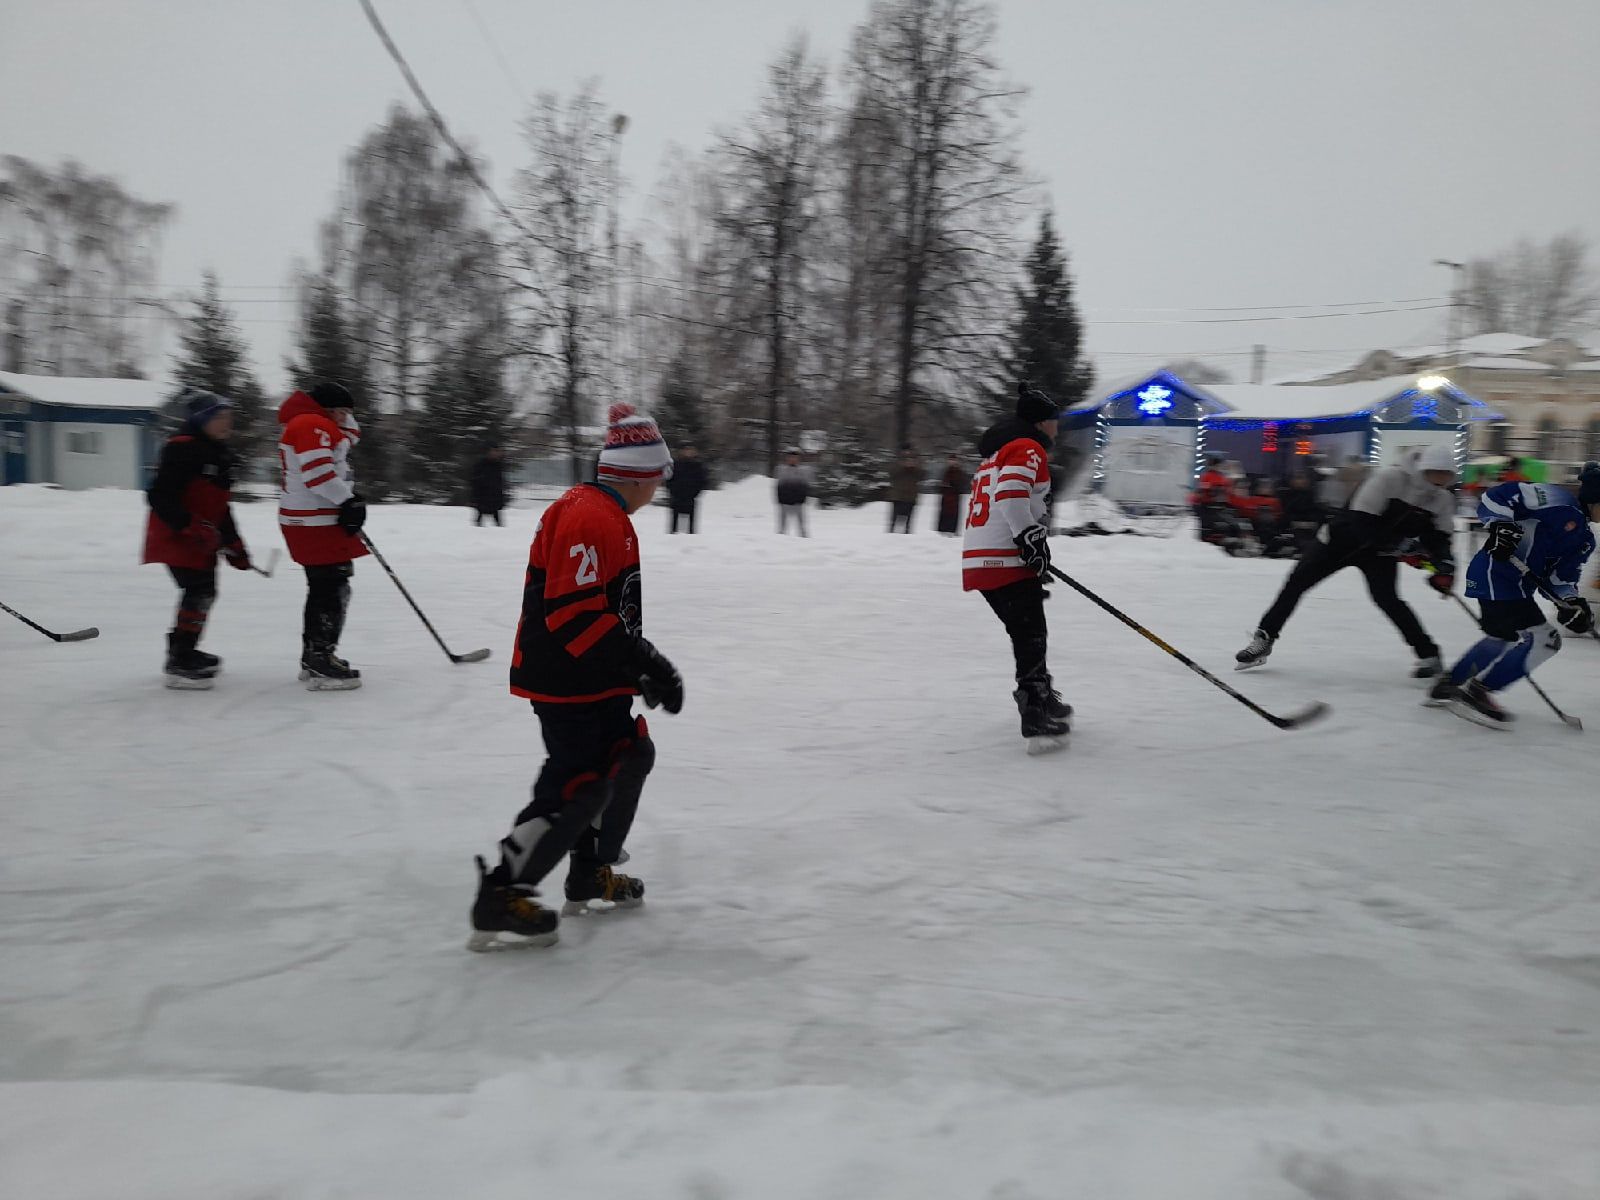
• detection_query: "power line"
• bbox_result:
[460,0,530,107]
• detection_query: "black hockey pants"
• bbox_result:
[303,562,354,654]
[982,577,1051,689]
[1257,539,1439,658]
[167,565,217,650]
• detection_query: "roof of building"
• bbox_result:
[1201,379,1432,419]
[0,371,171,411]
[1457,356,1555,372]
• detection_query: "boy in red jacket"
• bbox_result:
[143,391,252,688]
[277,381,368,690]
[469,404,683,951]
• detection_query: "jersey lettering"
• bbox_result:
[570,543,599,585]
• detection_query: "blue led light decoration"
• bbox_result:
[1136,384,1174,417]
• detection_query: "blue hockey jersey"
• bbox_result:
[1466,481,1595,602]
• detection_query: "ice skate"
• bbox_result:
[563,863,646,916]
[1234,628,1275,670]
[1422,677,1459,708]
[1411,655,1442,682]
[467,855,559,951]
[300,648,362,692]
[1015,684,1070,754]
[1448,680,1514,730]
[164,635,218,690]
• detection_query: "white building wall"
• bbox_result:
[50,422,142,489]
[1101,425,1197,506]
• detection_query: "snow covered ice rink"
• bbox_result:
[3,480,1598,1199]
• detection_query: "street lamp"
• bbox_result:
[1434,259,1465,367]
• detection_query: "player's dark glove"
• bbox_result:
[183,519,222,556]
[1484,520,1521,561]
[1014,524,1052,582]
[1556,595,1594,635]
[223,540,252,572]
[1426,570,1454,596]
[336,495,367,533]
[632,636,683,715]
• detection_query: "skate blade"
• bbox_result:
[466,928,559,952]
[164,675,216,690]
[1025,735,1068,755]
[1234,660,1267,672]
[1445,698,1514,730]
[562,897,645,916]
[303,675,362,692]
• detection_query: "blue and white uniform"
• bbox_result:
[1466,481,1593,603]
[1450,481,1596,692]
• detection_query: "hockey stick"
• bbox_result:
[1438,572,1582,731]
[248,548,282,578]
[358,533,491,664]
[0,598,99,643]
[1046,565,1327,730]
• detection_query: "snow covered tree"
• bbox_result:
[403,321,512,504]
[656,357,708,452]
[169,273,269,473]
[987,211,1094,413]
[1461,233,1600,339]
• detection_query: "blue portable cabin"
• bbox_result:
[1065,371,1503,505]
[0,371,169,489]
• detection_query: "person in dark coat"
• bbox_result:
[1279,470,1323,558]
[470,446,509,526]
[666,444,709,533]
[142,391,252,688]
[888,446,922,533]
[937,454,967,535]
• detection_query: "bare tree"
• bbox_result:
[0,156,173,376]
[1461,233,1600,339]
[514,83,616,483]
[715,36,830,472]
[843,0,1030,449]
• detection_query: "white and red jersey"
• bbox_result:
[962,432,1051,591]
[276,391,368,566]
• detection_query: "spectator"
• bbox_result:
[470,445,509,527]
[1280,469,1323,558]
[666,443,709,534]
[1321,455,1369,510]
[887,446,922,533]
[775,449,811,536]
[1499,455,1528,484]
[937,454,968,536]
[1191,455,1235,548]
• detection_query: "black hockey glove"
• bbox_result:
[1484,520,1520,562]
[1555,595,1594,636]
[1014,524,1051,582]
[336,495,367,533]
[631,636,683,715]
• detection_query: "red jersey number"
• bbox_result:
[968,471,993,528]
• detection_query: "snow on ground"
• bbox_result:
[2,480,1598,1199]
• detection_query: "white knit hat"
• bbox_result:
[597,403,673,483]
[1417,444,1456,475]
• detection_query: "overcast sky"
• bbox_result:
[4,0,1598,393]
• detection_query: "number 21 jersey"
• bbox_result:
[511,483,644,705]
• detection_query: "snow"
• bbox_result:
[4,479,1600,1198]
[1458,356,1552,372]
[1204,378,1431,420]
[0,369,170,411]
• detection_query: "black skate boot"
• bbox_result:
[467,855,559,951]
[1040,680,1074,722]
[1423,676,1460,708]
[164,632,218,690]
[1235,628,1275,670]
[1014,684,1070,754]
[300,644,362,691]
[563,863,646,916]
[1448,680,1514,730]
[1411,654,1442,682]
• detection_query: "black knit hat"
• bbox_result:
[1016,381,1058,424]
[1577,462,1600,508]
[310,380,354,411]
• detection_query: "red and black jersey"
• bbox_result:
[142,427,241,569]
[510,483,644,706]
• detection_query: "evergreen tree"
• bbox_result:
[988,211,1094,413]
[169,272,269,473]
[656,357,707,452]
[403,324,512,504]
[286,271,393,498]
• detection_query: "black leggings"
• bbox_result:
[982,578,1050,687]
[304,562,353,653]
[167,566,217,645]
[1257,541,1438,657]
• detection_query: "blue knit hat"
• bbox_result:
[183,390,232,427]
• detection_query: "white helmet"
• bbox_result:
[1418,444,1457,475]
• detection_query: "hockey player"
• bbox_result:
[142,390,252,688]
[1236,444,1458,676]
[1429,466,1600,726]
[964,382,1070,750]
[469,403,683,951]
[277,381,367,690]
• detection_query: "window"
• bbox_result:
[65,431,103,455]
[1485,423,1510,455]
[1536,415,1558,459]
